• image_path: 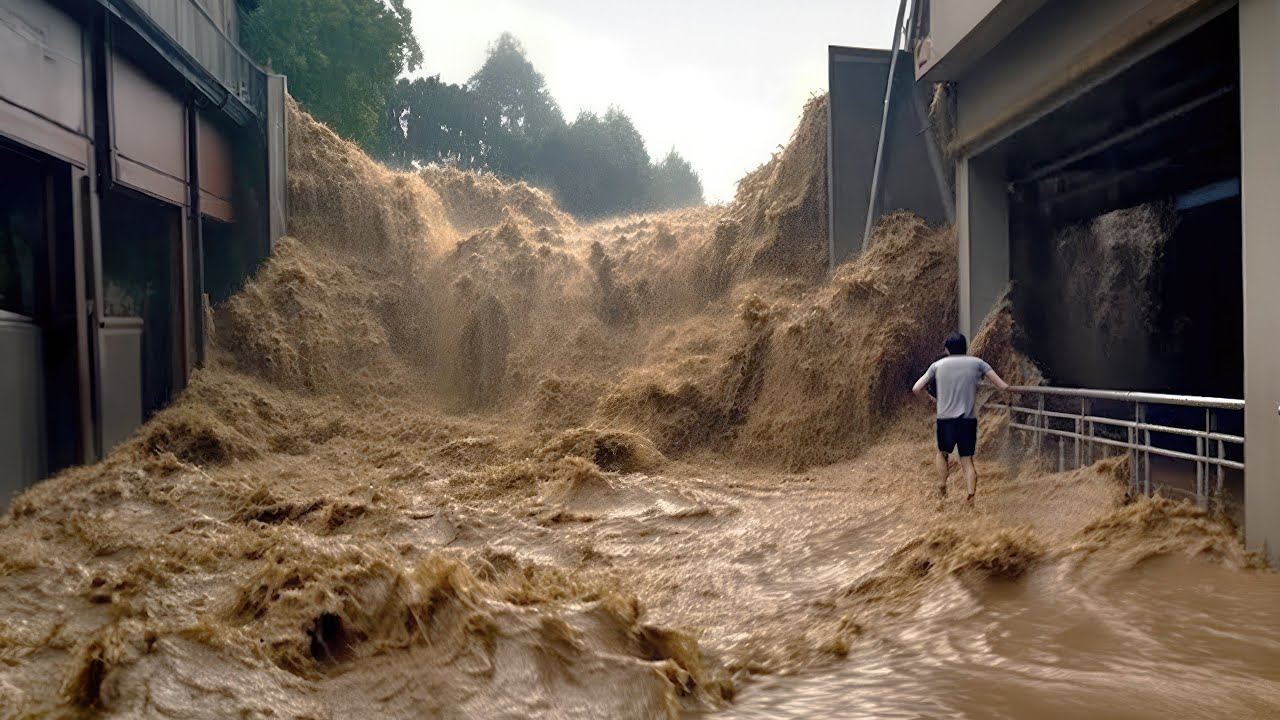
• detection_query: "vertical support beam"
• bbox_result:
[957,150,1010,337]
[265,73,289,249]
[178,130,193,386]
[826,71,837,275]
[84,7,112,462]
[1240,0,1280,565]
[70,167,95,464]
[187,103,205,367]
[862,0,910,252]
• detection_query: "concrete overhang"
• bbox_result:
[915,0,1049,82]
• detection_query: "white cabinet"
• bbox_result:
[0,310,44,507]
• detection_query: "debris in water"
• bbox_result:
[0,97,1273,720]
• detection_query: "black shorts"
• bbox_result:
[936,417,978,457]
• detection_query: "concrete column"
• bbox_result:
[1240,0,1280,565]
[266,73,289,249]
[956,150,1009,338]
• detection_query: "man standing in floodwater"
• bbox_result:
[912,333,1010,505]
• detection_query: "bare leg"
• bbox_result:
[935,451,950,496]
[959,457,977,503]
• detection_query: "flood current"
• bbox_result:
[0,97,1275,719]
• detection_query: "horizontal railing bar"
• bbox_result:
[1008,422,1245,470]
[1009,422,1135,452]
[1008,385,1244,410]
[999,406,1243,444]
[1006,407,1089,422]
[1136,423,1242,445]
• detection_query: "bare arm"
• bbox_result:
[912,371,933,401]
[985,369,1010,391]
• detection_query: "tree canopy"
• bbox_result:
[241,0,422,149]
[371,32,704,217]
[540,108,650,217]
[235,17,706,215]
[468,34,564,145]
[240,7,702,217]
[650,150,705,211]
[378,76,488,171]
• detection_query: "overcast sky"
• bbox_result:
[405,0,897,203]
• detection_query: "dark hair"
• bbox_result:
[944,333,968,355]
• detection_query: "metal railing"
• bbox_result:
[993,385,1244,509]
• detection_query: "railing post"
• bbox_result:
[1038,394,1046,462]
[1075,402,1083,470]
[1141,403,1151,497]
[1005,391,1013,459]
[1129,402,1139,495]
[1212,411,1225,512]
[1084,397,1094,463]
[1198,408,1210,509]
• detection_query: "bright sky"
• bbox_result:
[405,0,897,203]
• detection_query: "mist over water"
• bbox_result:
[0,98,1276,719]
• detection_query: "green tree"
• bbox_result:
[378,76,488,171]
[541,107,653,218]
[241,0,423,149]
[649,150,705,210]
[368,31,705,218]
[467,32,564,178]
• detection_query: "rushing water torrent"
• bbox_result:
[0,98,1276,719]
[702,508,1280,719]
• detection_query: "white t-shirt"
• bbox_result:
[921,355,993,419]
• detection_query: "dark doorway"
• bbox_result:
[0,140,84,488]
[1005,9,1242,398]
[100,189,183,419]
[201,216,256,306]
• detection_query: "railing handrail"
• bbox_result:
[1008,385,1244,410]
[1004,405,1244,444]
[996,384,1244,512]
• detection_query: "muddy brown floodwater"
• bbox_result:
[1,97,1277,719]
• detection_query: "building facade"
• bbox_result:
[0,0,286,503]
[905,0,1277,561]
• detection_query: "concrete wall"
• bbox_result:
[956,151,1008,337]
[828,47,891,266]
[954,0,1151,150]
[828,46,951,267]
[917,0,1048,80]
[949,0,1229,157]
[949,0,1235,332]
[266,73,287,248]
[1239,0,1280,565]
[919,0,1003,76]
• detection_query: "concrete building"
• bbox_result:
[0,0,286,503]
[898,0,1276,561]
